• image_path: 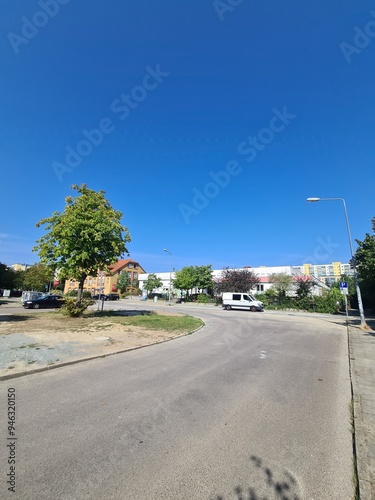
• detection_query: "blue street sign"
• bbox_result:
[340,282,348,295]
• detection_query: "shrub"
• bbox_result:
[60,297,94,317]
[197,294,210,303]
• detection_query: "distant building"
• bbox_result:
[294,261,353,286]
[63,259,146,295]
[138,264,333,297]
[10,263,32,272]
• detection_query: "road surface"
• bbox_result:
[0,306,353,499]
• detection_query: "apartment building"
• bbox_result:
[63,259,146,295]
[138,264,328,297]
[294,261,353,286]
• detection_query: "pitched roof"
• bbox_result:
[108,259,139,274]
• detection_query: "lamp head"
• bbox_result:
[306,197,320,202]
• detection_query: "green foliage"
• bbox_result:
[313,289,342,314]
[23,263,54,292]
[34,184,130,301]
[257,287,344,314]
[197,293,210,303]
[268,273,294,303]
[173,265,214,296]
[255,290,277,306]
[0,263,20,289]
[215,267,259,294]
[295,276,313,299]
[60,297,94,317]
[143,273,163,293]
[354,217,375,309]
[295,295,315,311]
[116,271,130,293]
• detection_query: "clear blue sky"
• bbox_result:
[1,0,374,273]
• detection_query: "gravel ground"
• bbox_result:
[0,332,93,371]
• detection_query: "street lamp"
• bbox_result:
[163,248,172,305]
[306,197,368,329]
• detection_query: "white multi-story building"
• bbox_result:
[138,263,341,297]
[294,262,353,286]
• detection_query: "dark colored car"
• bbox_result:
[92,293,120,301]
[23,295,65,309]
[105,293,120,301]
[92,293,107,300]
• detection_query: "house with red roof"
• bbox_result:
[64,259,146,295]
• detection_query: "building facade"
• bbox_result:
[294,261,353,286]
[138,264,335,297]
[63,259,146,295]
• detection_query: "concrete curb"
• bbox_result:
[348,323,375,499]
[0,324,204,382]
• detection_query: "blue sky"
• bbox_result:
[1,0,374,273]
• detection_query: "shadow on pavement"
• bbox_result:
[213,455,301,500]
[0,314,36,323]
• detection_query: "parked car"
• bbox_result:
[92,293,107,300]
[105,293,120,301]
[23,295,65,309]
[222,292,263,312]
[92,293,120,301]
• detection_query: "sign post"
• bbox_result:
[340,282,349,324]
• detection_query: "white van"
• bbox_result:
[222,292,263,312]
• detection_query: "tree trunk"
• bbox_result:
[77,276,86,303]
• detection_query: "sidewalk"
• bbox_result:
[349,317,375,499]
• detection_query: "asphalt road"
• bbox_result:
[0,306,353,499]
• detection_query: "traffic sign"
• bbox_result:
[340,282,348,295]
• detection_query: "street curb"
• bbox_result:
[348,324,374,500]
[0,324,204,382]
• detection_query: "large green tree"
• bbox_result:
[268,273,294,303]
[173,265,214,298]
[294,275,313,299]
[34,184,130,301]
[143,273,163,295]
[215,267,259,294]
[23,263,54,292]
[0,263,19,290]
[116,271,131,293]
[354,217,375,309]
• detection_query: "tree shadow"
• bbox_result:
[0,314,36,323]
[214,455,301,500]
[89,309,156,318]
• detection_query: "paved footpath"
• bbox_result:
[349,317,375,500]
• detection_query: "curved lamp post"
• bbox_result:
[306,197,367,329]
[163,248,172,305]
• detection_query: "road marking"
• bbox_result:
[260,351,266,359]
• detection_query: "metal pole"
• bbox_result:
[163,249,172,306]
[307,197,367,329]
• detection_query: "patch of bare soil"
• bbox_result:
[0,312,192,376]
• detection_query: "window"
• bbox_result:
[128,263,133,268]
[233,294,241,300]
[133,272,137,279]
[256,284,264,292]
